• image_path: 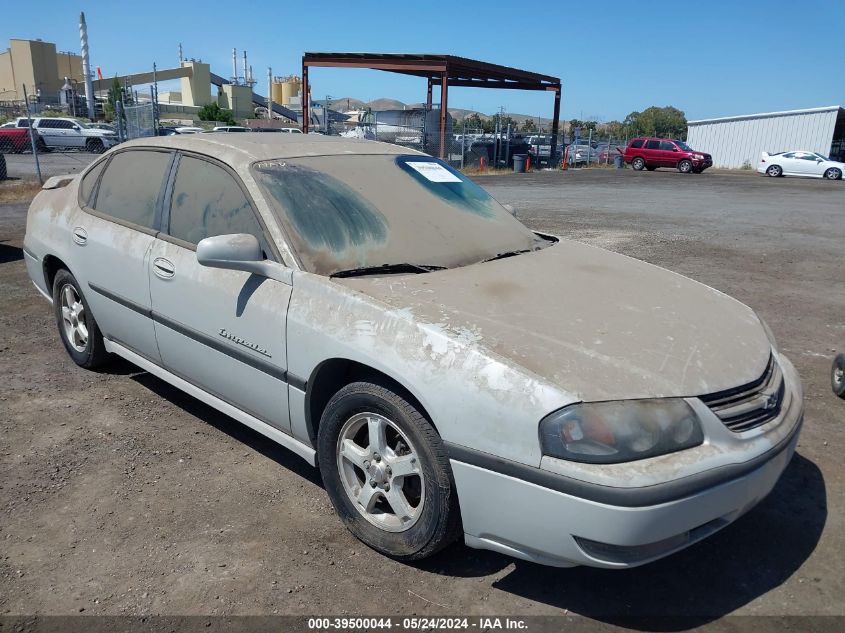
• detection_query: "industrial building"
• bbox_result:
[687,106,845,168]
[0,38,83,103]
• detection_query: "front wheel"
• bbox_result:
[52,269,111,369]
[318,381,461,561]
[678,159,693,173]
[631,157,645,171]
[823,167,842,180]
[832,354,845,399]
[766,164,783,177]
[86,138,104,154]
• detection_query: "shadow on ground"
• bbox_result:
[0,242,22,263]
[127,369,825,630]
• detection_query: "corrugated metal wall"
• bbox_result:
[686,109,839,168]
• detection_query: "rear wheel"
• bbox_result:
[318,381,461,561]
[833,354,845,399]
[678,159,693,173]
[632,157,645,171]
[823,167,842,180]
[766,164,782,177]
[52,269,111,369]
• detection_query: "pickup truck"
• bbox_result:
[12,117,118,153]
[0,126,46,153]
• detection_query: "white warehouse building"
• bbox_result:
[686,105,845,169]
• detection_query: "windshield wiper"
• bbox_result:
[330,263,446,278]
[481,248,534,263]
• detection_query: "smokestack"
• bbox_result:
[267,67,273,120]
[232,48,238,84]
[178,42,183,64]
[249,65,253,86]
[242,51,248,88]
[79,12,95,119]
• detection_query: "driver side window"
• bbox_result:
[167,155,272,257]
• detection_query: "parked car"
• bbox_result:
[175,126,204,134]
[758,151,843,180]
[13,117,118,153]
[211,126,250,133]
[833,354,845,398]
[157,126,181,136]
[87,123,116,133]
[0,126,46,153]
[595,144,624,163]
[24,134,803,569]
[624,138,712,173]
[1,121,16,128]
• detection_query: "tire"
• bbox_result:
[0,156,6,181]
[632,157,645,171]
[86,138,104,154]
[678,159,693,173]
[832,354,845,399]
[0,138,10,154]
[318,380,461,561]
[52,269,111,369]
[766,164,782,177]
[35,137,48,153]
[823,167,842,180]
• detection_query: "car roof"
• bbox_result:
[118,133,423,162]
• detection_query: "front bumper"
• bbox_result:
[450,368,803,568]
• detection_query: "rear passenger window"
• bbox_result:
[94,150,171,230]
[168,156,268,252]
[659,141,675,150]
[630,139,644,149]
[645,140,661,149]
[79,159,107,207]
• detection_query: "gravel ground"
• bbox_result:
[0,168,843,626]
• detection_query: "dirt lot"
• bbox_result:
[1,168,843,626]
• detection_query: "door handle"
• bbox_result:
[153,257,175,279]
[71,227,87,245]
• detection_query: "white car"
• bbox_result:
[758,151,843,180]
[175,127,205,134]
[22,134,803,569]
[14,117,118,153]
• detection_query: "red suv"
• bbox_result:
[623,138,712,173]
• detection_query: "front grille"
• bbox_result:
[699,354,785,432]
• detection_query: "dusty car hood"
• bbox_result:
[337,240,772,401]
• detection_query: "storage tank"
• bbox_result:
[272,75,301,105]
[360,108,453,156]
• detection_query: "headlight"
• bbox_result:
[694,154,704,160]
[539,399,704,464]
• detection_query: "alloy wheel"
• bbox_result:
[60,283,88,352]
[336,412,425,533]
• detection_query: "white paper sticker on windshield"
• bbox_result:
[406,161,462,183]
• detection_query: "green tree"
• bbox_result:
[198,102,236,125]
[521,118,536,133]
[104,77,125,123]
[624,106,687,139]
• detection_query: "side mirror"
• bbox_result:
[197,233,291,284]
[502,203,516,216]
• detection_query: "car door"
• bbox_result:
[644,139,661,166]
[659,140,678,167]
[148,153,293,431]
[34,119,63,148]
[792,152,823,176]
[75,149,173,363]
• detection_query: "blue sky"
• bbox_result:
[3,1,843,121]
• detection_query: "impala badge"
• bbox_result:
[218,328,271,358]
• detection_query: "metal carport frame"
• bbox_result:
[301,52,562,161]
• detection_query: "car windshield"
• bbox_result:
[252,154,543,276]
[674,140,692,151]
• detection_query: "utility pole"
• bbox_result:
[267,67,273,120]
